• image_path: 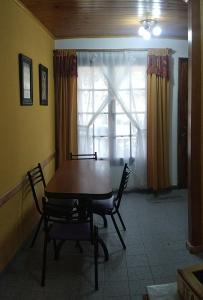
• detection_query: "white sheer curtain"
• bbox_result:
[77,51,147,189]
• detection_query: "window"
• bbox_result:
[77,51,147,171]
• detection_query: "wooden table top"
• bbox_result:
[45,160,113,199]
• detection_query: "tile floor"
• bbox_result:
[1,190,203,299]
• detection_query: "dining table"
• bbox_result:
[45,159,113,201]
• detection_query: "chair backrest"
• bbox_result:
[42,197,93,234]
[41,197,98,289]
[42,197,74,221]
[69,152,97,160]
[27,163,46,214]
[115,163,130,210]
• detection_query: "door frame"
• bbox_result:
[187,0,202,253]
[177,57,188,189]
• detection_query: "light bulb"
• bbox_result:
[138,26,145,36]
[143,29,151,40]
[152,26,162,36]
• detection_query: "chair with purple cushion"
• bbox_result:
[41,197,108,290]
[27,163,76,247]
[92,163,130,249]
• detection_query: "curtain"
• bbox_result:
[77,51,147,189]
[147,48,171,191]
[53,49,78,168]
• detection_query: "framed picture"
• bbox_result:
[19,54,33,105]
[39,64,48,105]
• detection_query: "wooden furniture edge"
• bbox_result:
[177,265,203,299]
[0,153,55,207]
[186,240,203,253]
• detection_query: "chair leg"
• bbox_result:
[75,240,83,253]
[95,212,108,228]
[111,215,126,250]
[98,238,109,261]
[30,216,43,248]
[53,240,57,260]
[116,210,126,231]
[41,232,48,286]
[100,214,108,228]
[94,227,99,290]
[55,240,66,259]
[90,210,94,245]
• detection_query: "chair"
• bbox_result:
[69,152,97,160]
[91,163,130,249]
[41,197,108,290]
[27,163,75,247]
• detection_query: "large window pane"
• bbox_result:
[132,113,146,130]
[131,65,146,89]
[94,91,108,112]
[117,91,130,112]
[78,66,93,89]
[77,51,147,165]
[131,126,138,136]
[94,67,107,89]
[115,101,124,113]
[115,137,130,158]
[78,113,94,126]
[119,67,129,89]
[116,114,130,136]
[78,135,93,154]
[78,91,93,113]
[94,114,108,136]
[132,135,146,157]
[131,137,137,156]
[95,137,109,158]
[131,90,146,112]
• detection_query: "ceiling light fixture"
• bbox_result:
[138,19,162,39]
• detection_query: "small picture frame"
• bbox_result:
[19,54,33,105]
[39,64,48,105]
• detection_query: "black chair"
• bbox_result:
[69,152,97,160]
[92,163,130,249]
[27,163,76,247]
[41,197,108,290]
[69,152,98,222]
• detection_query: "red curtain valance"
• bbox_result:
[53,50,77,77]
[147,49,171,79]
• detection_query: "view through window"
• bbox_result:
[77,51,147,172]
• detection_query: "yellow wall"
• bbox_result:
[0,0,55,271]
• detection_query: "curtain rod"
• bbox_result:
[76,48,175,54]
[76,49,148,52]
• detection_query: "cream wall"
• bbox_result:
[0,0,55,271]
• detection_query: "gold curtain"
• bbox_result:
[147,48,170,191]
[53,49,78,169]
